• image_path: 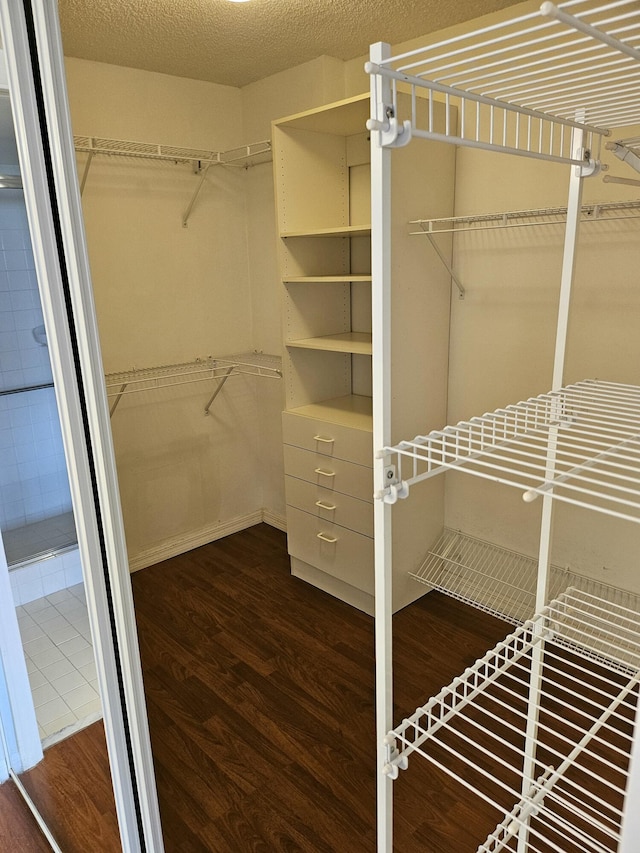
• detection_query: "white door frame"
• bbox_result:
[0,2,164,850]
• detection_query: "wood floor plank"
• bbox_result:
[1,523,513,851]
[134,524,511,851]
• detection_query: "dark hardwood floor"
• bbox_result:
[2,523,511,851]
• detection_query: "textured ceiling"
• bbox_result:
[58,0,524,89]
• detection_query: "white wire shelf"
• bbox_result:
[380,379,640,525]
[73,135,272,168]
[387,587,640,853]
[409,198,640,235]
[366,1,640,164]
[74,136,272,225]
[105,354,282,417]
[413,527,640,626]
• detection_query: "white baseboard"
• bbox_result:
[262,509,286,531]
[128,509,287,572]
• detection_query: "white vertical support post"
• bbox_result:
[518,125,586,853]
[619,694,640,852]
[370,41,394,853]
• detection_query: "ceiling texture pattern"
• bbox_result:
[59,0,524,89]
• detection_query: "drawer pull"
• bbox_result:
[314,434,335,444]
[315,500,337,511]
[317,532,338,544]
[314,467,335,478]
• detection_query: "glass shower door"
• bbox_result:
[0,95,102,744]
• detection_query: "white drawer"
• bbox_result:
[282,411,372,467]
[286,506,374,595]
[285,475,373,538]
[283,444,373,503]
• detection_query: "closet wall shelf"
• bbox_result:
[105,355,282,417]
[74,135,272,225]
[409,199,640,235]
[74,135,272,169]
[415,527,640,627]
[286,332,372,355]
[388,587,639,853]
[280,225,371,239]
[283,275,372,283]
[288,395,373,432]
[380,379,640,524]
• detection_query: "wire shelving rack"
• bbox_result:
[366,2,640,851]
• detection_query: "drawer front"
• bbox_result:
[283,444,373,503]
[282,412,372,467]
[286,506,374,595]
[285,475,373,538]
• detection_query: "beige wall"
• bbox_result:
[63,55,350,566]
[65,58,263,566]
[446,130,640,592]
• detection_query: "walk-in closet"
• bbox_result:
[2,0,640,851]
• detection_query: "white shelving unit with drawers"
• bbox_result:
[273,93,456,615]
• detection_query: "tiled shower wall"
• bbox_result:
[0,189,72,533]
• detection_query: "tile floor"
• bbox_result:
[16,583,103,747]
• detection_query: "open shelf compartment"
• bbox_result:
[388,587,640,853]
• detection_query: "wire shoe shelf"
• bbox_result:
[387,588,640,853]
[411,527,640,627]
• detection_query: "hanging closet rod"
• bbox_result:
[105,356,281,417]
[409,198,640,234]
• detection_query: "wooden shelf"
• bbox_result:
[280,225,371,239]
[283,275,372,283]
[287,332,372,355]
[289,395,372,432]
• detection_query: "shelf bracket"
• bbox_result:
[374,459,409,503]
[606,141,640,174]
[382,736,409,779]
[203,366,234,415]
[182,161,216,228]
[109,383,128,418]
[365,100,412,149]
[421,228,465,299]
[79,151,94,197]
